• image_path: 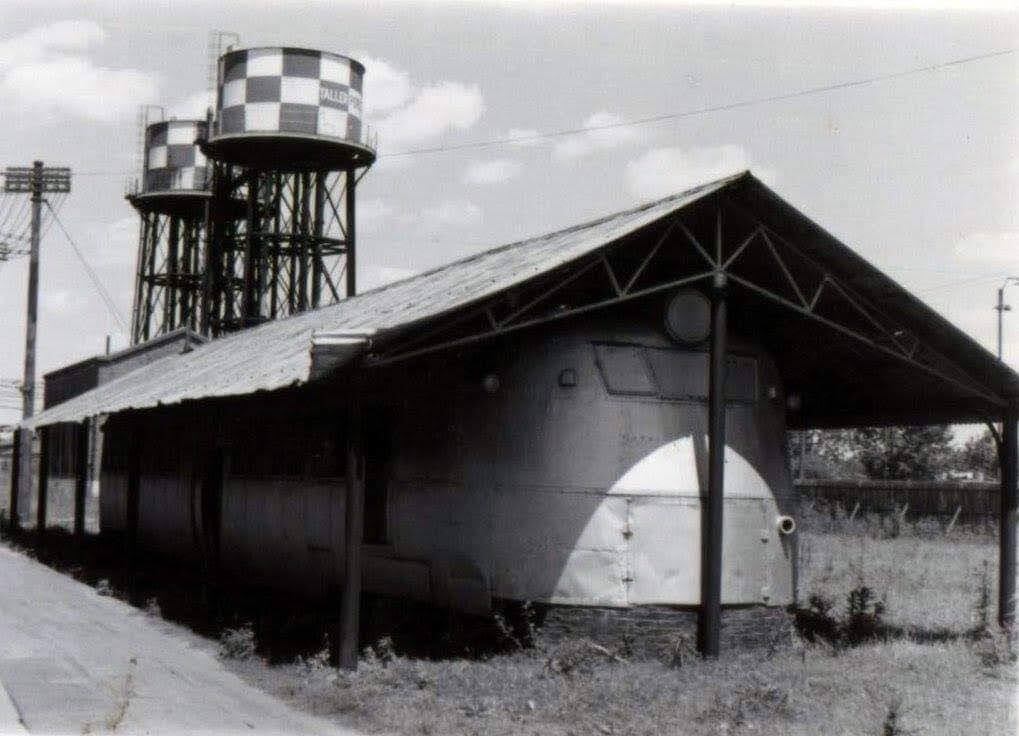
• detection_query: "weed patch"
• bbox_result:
[794,585,888,650]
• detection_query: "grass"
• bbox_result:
[218,512,1018,736]
[800,531,995,634]
[4,504,1012,734]
[229,636,1013,735]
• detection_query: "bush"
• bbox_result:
[219,624,257,660]
[844,586,886,646]
[794,586,887,650]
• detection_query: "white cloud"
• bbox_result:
[462,159,522,185]
[625,145,776,201]
[376,81,484,150]
[421,200,482,228]
[0,21,158,123]
[0,20,104,65]
[552,111,641,160]
[360,56,413,115]
[953,231,1019,269]
[356,56,485,153]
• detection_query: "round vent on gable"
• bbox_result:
[665,289,711,345]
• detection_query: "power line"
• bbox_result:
[63,45,1017,173]
[383,47,1018,158]
[43,200,129,334]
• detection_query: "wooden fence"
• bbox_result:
[795,479,998,523]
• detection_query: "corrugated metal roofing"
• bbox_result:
[25,174,739,428]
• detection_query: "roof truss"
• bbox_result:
[368,194,1004,410]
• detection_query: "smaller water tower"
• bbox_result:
[201,46,376,334]
[128,118,211,344]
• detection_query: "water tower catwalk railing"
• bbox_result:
[128,118,212,344]
[201,46,376,336]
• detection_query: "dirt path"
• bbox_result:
[0,543,360,735]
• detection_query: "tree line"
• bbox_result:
[789,425,999,482]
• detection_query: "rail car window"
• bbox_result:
[645,348,709,400]
[593,343,757,403]
[593,344,657,396]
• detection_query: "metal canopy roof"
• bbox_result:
[24,171,1019,429]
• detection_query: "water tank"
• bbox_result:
[131,119,210,214]
[206,46,376,170]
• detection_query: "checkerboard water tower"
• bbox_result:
[201,46,377,334]
[128,119,211,343]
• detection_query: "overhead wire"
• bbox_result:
[0,192,68,264]
[62,45,1018,173]
[43,200,129,334]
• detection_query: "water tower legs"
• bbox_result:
[131,210,205,344]
[202,167,357,335]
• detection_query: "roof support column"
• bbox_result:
[9,428,21,530]
[700,272,727,657]
[338,400,365,670]
[73,420,89,539]
[999,401,1017,628]
[16,429,32,536]
[125,431,141,580]
[35,426,49,551]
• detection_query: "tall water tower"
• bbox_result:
[128,118,212,344]
[201,46,376,335]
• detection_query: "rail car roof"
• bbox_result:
[24,171,1019,430]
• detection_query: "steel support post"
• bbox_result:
[243,170,259,325]
[298,172,310,311]
[1000,402,1018,627]
[36,426,49,547]
[9,428,21,530]
[338,401,365,670]
[345,168,356,297]
[74,420,89,538]
[289,173,301,313]
[312,172,326,308]
[200,191,215,336]
[700,275,727,657]
[131,213,151,343]
[166,216,181,330]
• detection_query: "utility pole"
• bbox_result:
[995,277,1019,361]
[3,162,71,525]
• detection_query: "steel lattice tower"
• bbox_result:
[200,46,375,336]
[128,119,211,343]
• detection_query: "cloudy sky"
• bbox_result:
[0,1,1016,424]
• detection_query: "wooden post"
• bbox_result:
[73,420,89,538]
[125,430,141,561]
[17,428,32,535]
[945,505,962,535]
[9,428,21,530]
[700,274,727,657]
[999,403,1017,628]
[36,426,49,548]
[338,402,364,670]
